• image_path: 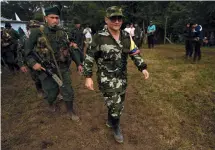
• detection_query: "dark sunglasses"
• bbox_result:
[109,16,123,23]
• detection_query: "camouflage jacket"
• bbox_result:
[1,28,20,49]
[83,29,147,93]
[25,25,82,68]
[17,34,28,67]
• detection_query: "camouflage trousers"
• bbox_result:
[29,69,42,92]
[41,68,74,105]
[103,91,126,119]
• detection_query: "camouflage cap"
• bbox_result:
[27,20,40,28]
[45,6,60,16]
[106,6,123,18]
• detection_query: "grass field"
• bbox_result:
[1,44,215,150]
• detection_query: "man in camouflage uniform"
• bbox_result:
[25,6,82,121]
[84,6,149,143]
[70,19,85,63]
[1,22,20,73]
[17,20,44,98]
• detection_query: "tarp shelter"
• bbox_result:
[1,17,28,34]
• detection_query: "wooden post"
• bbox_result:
[142,20,146,44]
[164,16,168,44]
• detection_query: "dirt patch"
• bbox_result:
[1,45,215,150]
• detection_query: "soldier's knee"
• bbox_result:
[109,104,124,118]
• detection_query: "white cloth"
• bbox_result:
[83,27,92,39]
[26,30,31,38]
[130,27,135,37]
[124,27,131,34]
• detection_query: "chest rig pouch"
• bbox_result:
[2,29,12,47]
[37,27,70,63]
[56,30,70,62]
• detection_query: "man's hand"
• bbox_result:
[20,66,28,73]
[85,78,94,90]
[32,63,45,71]
[142,69,149,79]
[70,42,78,48]
[77,65,83,74]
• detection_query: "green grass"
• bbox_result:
[128,44,215,149]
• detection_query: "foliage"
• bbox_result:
[1,1,215,39]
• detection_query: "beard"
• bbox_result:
[50,24,58,28]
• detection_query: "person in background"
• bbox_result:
[191,23,203,62]
[147,21,156,49]
[83,24,92,56]
[184,23,193,59]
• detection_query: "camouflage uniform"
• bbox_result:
[71,21,84,50]
[84,6,148,143]
[17,20,43,93]
[84,28,147,118]
[70,21,85,62]
[25,7,82,117]
[1,23,20,72]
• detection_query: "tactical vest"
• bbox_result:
[36,26,70,63]
[1,29,12,47]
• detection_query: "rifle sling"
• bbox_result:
[39,26,63,81]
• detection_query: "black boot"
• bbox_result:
[111,117,123,143]
[65,101,79,122]
[106,110,113,128]
[48,103,58,113]
[37,89,44,99]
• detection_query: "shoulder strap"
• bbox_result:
[39,26,63,81]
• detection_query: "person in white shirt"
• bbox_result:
[124,24,130,34]
[130,23,135,40]
[83,24,92,56]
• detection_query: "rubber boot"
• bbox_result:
[111,117,123,143]
[106,110,113,128]
[65,101,80,122]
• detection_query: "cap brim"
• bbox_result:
[108,13,124,17]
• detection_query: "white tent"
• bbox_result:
[1,16,28,34]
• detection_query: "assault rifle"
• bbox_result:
[32,51,63,87]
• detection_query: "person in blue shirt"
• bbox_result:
[191,23,203,62]
[147,21,156,49]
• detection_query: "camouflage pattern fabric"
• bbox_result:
[17,34,27,67]
[83,28,147,118]
[103,92,125,118]
[27,20,40,28]
[106,6,123,18]
[1,28,20,72]
[25,25,82,104]
[17,20,40,67]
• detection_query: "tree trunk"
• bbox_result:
[164,16,168,44]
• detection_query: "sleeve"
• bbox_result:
[70,47,82,66]
[153,25,156,31]
[13,29,20,39]
[68,29,75,42]
[83,34,100,78]
[129,36,147,72]
[24,29,40,68]
[17,37,25,67]
[64,31,81,67]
